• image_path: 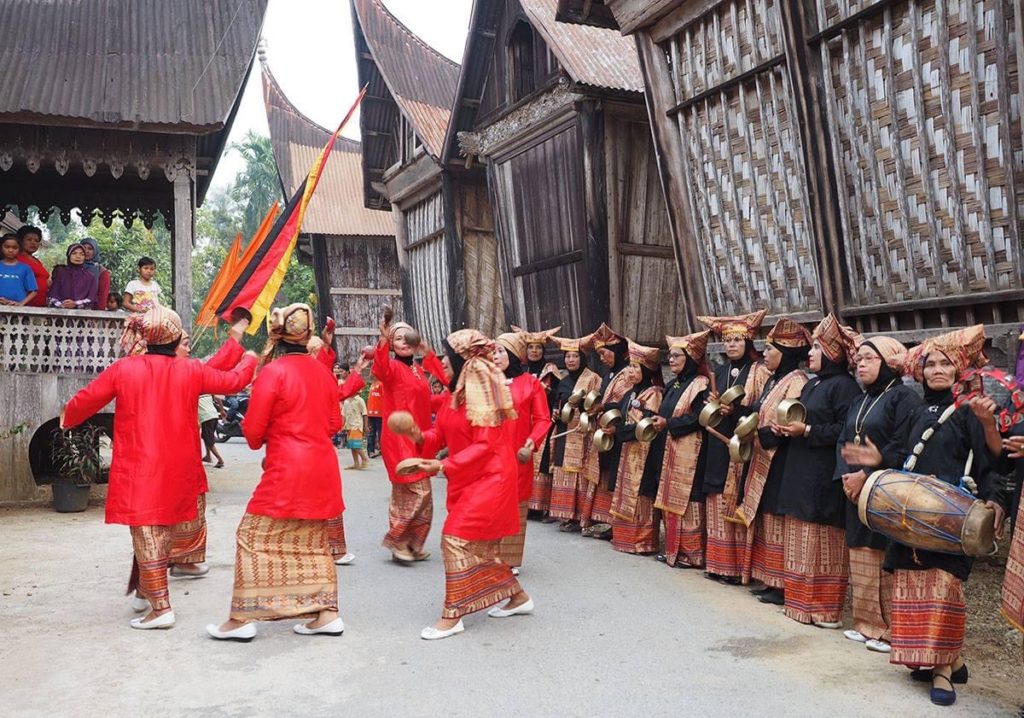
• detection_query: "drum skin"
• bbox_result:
[857,469,996,557]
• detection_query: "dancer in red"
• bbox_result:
[61,306,256,630]
[494,331,552,570]
[207,304,345,641]
[374,317,447,562]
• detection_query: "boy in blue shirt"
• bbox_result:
[0,233,37,305]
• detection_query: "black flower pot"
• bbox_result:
[52,482,90,513]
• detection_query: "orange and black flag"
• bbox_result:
[215,87,366,333]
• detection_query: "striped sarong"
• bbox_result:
[890,568,966,667]
[750,512,786,588]
[549,467,589,522]
[229,513,337,622]
[664,501,705,568]
[705,492,747,581]
[169,494,207,565]
[783,518,848,624]
[849,547,892,641]
[611,495,657,554]
[442,534,521,619]
[128,524,174,611]
[326,514,347,558]
[382,478,433,554]
[528,471,552,513]
[498,502,529,568]
[583,485,613,526]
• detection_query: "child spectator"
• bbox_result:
[123,256,162,312]
[366,378,383,458]
[15,225,48,307]
[342,388,369,471]
[0,233,37,306]
[106,293,124,312]
[49,243,99,309]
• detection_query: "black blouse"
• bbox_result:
[640,373,709,500]
[702,360,755,494]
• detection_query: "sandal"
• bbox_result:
[214,462,224,469]
[930,673,957,706]
[910,663,968,685]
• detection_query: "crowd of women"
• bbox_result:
[59,300,1024,709]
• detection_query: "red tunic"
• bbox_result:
[62,347,256,526]
[508,373,553,501]
[421,400,519,541]
[196,339,247,494]
[16,253,48,307]
[372,338,447,484]
[242,353,344,520]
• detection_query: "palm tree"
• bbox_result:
[230,131,282,239]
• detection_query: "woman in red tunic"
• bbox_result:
[61,306,256,630]
[393,329,531,640]
[374,319,447,563]
[207,304,345,642]
[493,331,552,570]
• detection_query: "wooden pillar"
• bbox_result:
[172,174,194,327]
[579,100,611,331]
[441,170,467,330]
[309,234,333,335]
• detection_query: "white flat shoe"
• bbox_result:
[129,611,175,630]
[511,567,520,576]
[843,629,867,643]
[293,617,345,636]
[170,563,209,578]
[334,553,356,566]
[865,639,892,653]
[814,621,842,629]
[487,598,534,618]
[206,622,256,642]
[130,595,150,613]
[420,620,465,640]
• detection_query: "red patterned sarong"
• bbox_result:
[442,534,522,618]
[327,514,347,558]
[664,501,705,568]
[611,496,657,554]
[705,493,747,581]
[583,485,613,526]
[1001,500,1024,633]
[890,568,965,667]
[782,518,848,624]
[550,467,588,522]
[128,524,174,611]
[749,512,786,588]
[382,478,432,554]
[498,502,529,568]
[170,494,207,565]
[849,547,892,641]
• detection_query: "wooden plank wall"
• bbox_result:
[324,235,402,362]
[402,190,452,346]
[604,111,686,344]
[456,178,506,336]
[809,0,1024,333]
[661,0,824,321]
[488,119,590,337]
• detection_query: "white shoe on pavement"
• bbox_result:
[334,553,356,566]
[865,639,892,653]
[170,563,209,578]
[814,621,842,629]
[843,629,867,643]
[206,622,256,642]
[130,595,150,613]
[420,620,465,640]
[293,617,345,636]
[129,611,175,630]
[487,598,534,618]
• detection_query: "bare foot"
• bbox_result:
[504,590,530,610]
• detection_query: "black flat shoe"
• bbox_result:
[654,554,667,563]
[930,674,957,706]
[749,585,770,595]
[757,589,785,605]
[910,663,968,685]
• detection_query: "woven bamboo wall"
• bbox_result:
[662,0,823,319]
[456,179,506,336]
[402,191,452,346]
[813,0,1024,331]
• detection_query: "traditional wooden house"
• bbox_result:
[562,0,1024,363]
[0,0,265,504]
[443,0,684,344]
[261,56,398,362]
[351,0,505,344]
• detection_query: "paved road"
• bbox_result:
[1,442,1014,717]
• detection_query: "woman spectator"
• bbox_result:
[15,225,48,307]
[80,237,111,310]
[49,243,99,310]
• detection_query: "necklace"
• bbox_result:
[903,403,957,471]
[852,379,897,445]
[729,360,751,381]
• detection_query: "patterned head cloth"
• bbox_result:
[766,318,812,349]
[812,313,855,364]
[856,335,908,373]
[538,363,563,384]
[584,323,625,351]
[627,339,661,370]
[904,324,987,381]
[697,309,768,340]
[511,324,561,348]
[388,321,415,347]
[553,335,587,353]
[445,329,517,427]
[666,330,710,363]
[260,303,314,362]
[120,305,183,356]
[496,331,530,363]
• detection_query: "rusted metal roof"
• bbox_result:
[0,0,267,131]
[351,0,459,160]
[520,0,642,92]
[555,0,619,30]
[261,61,394,238]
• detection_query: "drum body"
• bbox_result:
[857,469,995,557]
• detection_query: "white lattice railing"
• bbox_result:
[0,306,124,374]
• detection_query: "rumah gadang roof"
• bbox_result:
[351,0,459,208]
[261,59,394,237]
[443,0,643,163]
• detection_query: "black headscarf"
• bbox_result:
[527,357,545,376]
[769,342,808,380]
[504,353,524,379]
[609,342,629,373]
[861,340,901,395]
[442,339,466,392]
[676,356,699,382]
[146,338,181,357]
[815,353,848,379]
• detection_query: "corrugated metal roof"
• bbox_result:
[261,62,394,238]
[351,0,459,159]
[520,0,642,92]
[0,0,267,130]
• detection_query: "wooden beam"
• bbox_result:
[840,289,1024,318]
[805,0,902,44]
[607,0,681,34]
[512,250,585,278]
[172,174,193,327]
[579,101,611,330]
[649,0,724,44]
[329,287,403,297]
[665,54,786,116]
[615,243,674,259]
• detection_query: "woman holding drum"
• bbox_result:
[835,336,923,654]
[855,326,1005,706]
[775,314,861,627]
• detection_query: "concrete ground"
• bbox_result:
[1,442,1017,717]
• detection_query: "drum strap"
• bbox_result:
[903,404,958,472]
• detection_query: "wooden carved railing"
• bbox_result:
[0,306,124,375]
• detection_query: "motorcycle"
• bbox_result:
[215,392,249,443]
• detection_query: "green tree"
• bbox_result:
[229,131,282,240]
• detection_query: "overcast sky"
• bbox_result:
[210,0,473,193]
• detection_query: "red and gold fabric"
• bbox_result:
[120,305,184,356]
[550,368,603,520]
[849,547,892,641]
[664,502,705,568]
[382,479,433,554]
[585,322,625,350]
[812,313,855,365]
[904,324,987,382]
[611,495,658,554]
[327,514,348,558]
[697,309,768,340]
[765,317,812,349]
[857,336,908,373]
[497,502,529,568]
[610,385,663,523]
[626,340,660,370]
[655,376,709,517]
[1002,499,1024,633]
[750,512,786,588]
[169,494,207,565]
[128,524,175,612]
[229,513,337,622]
[720,363,772,507]
[666,330,711,364]
[442,535,522,618]
[446,329,517,428]
[890,568,966,667]
[705,494,747,581]
[783,517,848,624]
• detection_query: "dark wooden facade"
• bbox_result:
[580,0,1024,362]
[445,0,684,344]
[262,58,399,362]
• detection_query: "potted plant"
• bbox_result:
[50,425,105,513]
